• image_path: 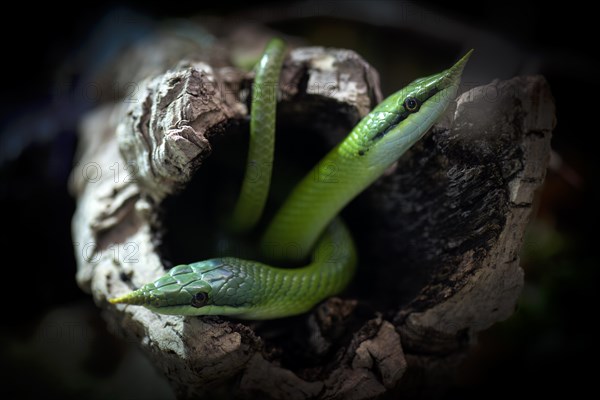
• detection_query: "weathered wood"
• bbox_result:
[70,29,554,399]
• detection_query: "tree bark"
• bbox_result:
[70,29,554,399]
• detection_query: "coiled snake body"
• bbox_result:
[110,40,471,319]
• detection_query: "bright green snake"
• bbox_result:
[110,39,472,319]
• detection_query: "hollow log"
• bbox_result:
[70,33,554,399]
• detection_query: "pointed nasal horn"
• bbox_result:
[108,289,148,305]
[446,49,473,82]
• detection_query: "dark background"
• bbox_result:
[1,1,597,398]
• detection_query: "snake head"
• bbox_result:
[108,260,250,316]
[355,50,472,163]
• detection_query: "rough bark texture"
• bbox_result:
[70,30,554,399]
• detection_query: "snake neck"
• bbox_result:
[261,84,461,264]
[260,140,376,263]
[232,219,357,319]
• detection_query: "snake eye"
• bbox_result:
[191,292,209,308]
[404,97,420,112]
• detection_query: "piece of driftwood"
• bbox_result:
[70,33,554,398]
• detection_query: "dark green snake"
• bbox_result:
[110,39,471,319]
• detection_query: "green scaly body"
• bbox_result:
[109,40,472,319]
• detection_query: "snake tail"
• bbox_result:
[229,38,286,234]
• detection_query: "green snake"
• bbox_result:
[109,39,471,319]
